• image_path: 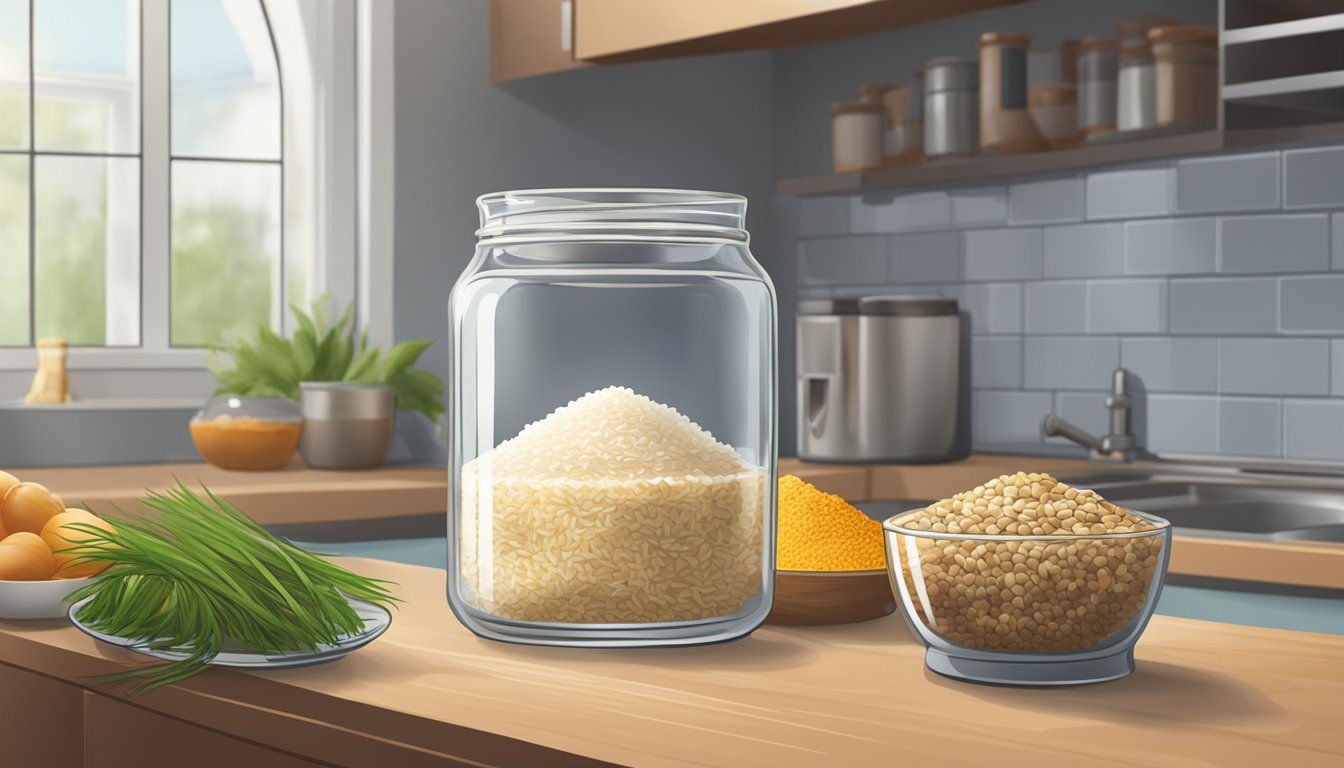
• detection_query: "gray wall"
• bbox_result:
[392,0,777,462]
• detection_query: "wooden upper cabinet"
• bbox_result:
[493,0,1027,82]
[491,0,590,83]
[573,0,1028,62]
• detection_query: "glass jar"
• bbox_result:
[189,395,304,471]
[1077,36,1118,138]
[448,189,778,647]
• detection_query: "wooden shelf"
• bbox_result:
[777,123,1344,197]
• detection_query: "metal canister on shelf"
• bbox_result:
[831,99,884,173]
[1150,25,1218,130]
[979,32,1044,154]
[1117,16,1174,132]
[1077,36,1118,138]
[923,56,978,158]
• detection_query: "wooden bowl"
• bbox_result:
[766,569,896,626]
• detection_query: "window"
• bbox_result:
[0,0,356,360]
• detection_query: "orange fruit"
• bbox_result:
[42,510,116,579]
[0,470,19,500]
[0,543,52,581]
[1,482,64,535]
[0,532,55,577]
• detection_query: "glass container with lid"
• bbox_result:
[448,189,778,647]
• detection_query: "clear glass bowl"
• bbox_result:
[448,189,777,648]
[883,507,1171,685]
[190,395,304,471]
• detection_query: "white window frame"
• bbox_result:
[0,0,391,389]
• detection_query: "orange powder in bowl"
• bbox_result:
[190,417,303,471]
[777,474,886,571]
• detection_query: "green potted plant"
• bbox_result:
[207,299,444,469]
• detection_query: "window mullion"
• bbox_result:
[140,0,170,351]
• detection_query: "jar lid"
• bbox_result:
[797,299,860,316]
[857,82,895,102]
[980,31,1030,47]
[831,99,884,115]
[1117,15,1176,39]
[858,295,958,317]
[1079,35,1118,52]
[924,56,978,92]
[1147,24,1217,45]
[476,188,748,241]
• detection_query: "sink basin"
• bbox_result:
[1059,474,1344,543]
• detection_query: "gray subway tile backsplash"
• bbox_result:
[1043,223,1127,278]
[851,191,950,233]
[1024,281,1086,334]
[1086,166,1171,221]
[1284,146,1344,209]
[1219,338,1330,396]
[797,196,851,238]
[1087,280,1167,334]
[964,228,1042,281]
[1169,278,1278,334]
[794,144,1344,462]
[1280,275,1344,333]
[972,336,1023,389]
[1284,400,1344,461]
[1335,340,1344,397]
[1121,338,1218,392]
[798,236,887,285]
[1009,177,1085,224]
[977,390,1050,444]
[951,282,1022,334]
[889,231,961,283]
[1219,215,1330,274]
[1024,336,1120,390]
[1147,395,1220,454]
[950,187,1008,227]
[1125,218,1216,275]
[1218,398,1282,458]
[1175,152,1280,213]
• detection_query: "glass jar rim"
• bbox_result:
[476,188,748,240]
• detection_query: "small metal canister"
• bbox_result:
[923,57,979,158]
[298,382,396,469]
[1078,37,1118,137]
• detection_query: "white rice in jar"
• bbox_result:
[459,387,764,623]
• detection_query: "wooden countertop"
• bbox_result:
[15,462,446,526]
[18,455,1344,590]
[2,557,1341,767]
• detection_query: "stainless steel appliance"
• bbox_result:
[797,296,965,463]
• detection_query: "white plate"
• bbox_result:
[0,577,96,620]
[68,594,392,669]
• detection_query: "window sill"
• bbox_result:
[0,347,208,371]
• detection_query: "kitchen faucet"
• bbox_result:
[1040,368,1139,461]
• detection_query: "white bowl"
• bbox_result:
[0,577,96,620]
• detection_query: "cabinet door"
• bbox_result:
[575,0,1026,61]
[0,663,85,766]
[491,0,589,83]
[84,693,326,768]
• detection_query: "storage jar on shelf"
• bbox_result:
[979,32,1045,154]
[447,189,778,648]
[880,78,924,166]
[1150,25,1218,130]
[831,100,885,173]
[1116,15,1174,132]
[1077,36,1118,138]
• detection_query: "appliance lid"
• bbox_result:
[858,295,959,317]
[797,298,860,316]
